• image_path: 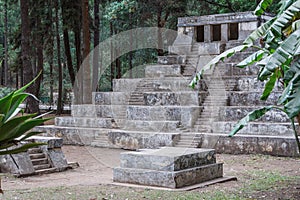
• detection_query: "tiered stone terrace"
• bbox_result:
[36,12,299,156]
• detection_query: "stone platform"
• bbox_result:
[113,147,224,188]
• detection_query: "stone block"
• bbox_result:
[200,133,299,157]
[120,147,216,171]
[92,92,130,105]
[108,131,178,149]
[113,78,142,92]
[0,152,35,175]
[218,106,290,122]
[145,64,181,78]
[55,117,113,128]
[34,125,102,146]
[30,136,64,149]
[113,163,223,188]
[124,120,179,132]
[113,147,223,188]
[212,121,295,136]
[157,55,186,65]
[228,91,281,106]
[47,148,68,171]
[198,43,221,55]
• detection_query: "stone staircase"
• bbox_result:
[28,147,56,174]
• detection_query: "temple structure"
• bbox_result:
[35,12,299,157]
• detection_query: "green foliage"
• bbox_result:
[0,74,50,155]
[191,0,300,152]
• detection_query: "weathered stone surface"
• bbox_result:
[157,55,186,65]
[47,149,68,171]
[108,131,178,149]
[71,105,126,118]
[0,152,35,175]
[113,163,223,188]
[113,77,195,92]
[200,133,299,157]
[31,136,64,149]
[228,91,281,106]
[120,147,216,171]
[124,120,180,132]
[92,92,130,105]
[212,121,295,136]
[34,125,100,146]
[218,106,290,122]
[198,43,221,55]
[55,116,113,128]
[145,64,181,78]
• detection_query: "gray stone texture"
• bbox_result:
[113,147,223,188]
[120,147,216,171]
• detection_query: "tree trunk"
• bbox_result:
[35,14,44,98]
[110,22,114,90]
[92,0,100,91]
[157,7,164,56]
[81,0,92,103]
[55,0,63,115]
[63,29,76,85]
[4,0,8,86]
[20,0,39,113]
[74,27,81,72]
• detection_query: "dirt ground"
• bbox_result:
[1,145,300,199]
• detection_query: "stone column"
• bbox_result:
[221,24,229,42]
[204,25,212,42]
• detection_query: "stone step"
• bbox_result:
[199,133,298,157]
[35,167,57,175]
[72,105,126,118]
[218,106,290,122]
[145,64,181,78]
[212,121,297,136]
[119,147,216,171]
[31,158,49,166]
[55,117,115,128]
[29,153,46,160]
[113,78,196,92]
[27,147,42,154]
[228,91,282,106]
[215,63,260,76]
[34,125,113,146]
[93,92,130,105]
[113,163,223,188]
[124,120,180,132]
[34,163,52,171]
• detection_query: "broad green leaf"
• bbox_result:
[18,132,43,141]
[271,1,300,36]
[0,114,36,141]
[0,142,45,155]
[261,71,277,100]
[285,90,300,118]
[236,50,267,68]
[292,19,300,31]
[278,81,293,104]
[244,18,275,45]
[0,92,14,116]
[229,106,274,137]
[258,29,300,80]
[283,58,300,84]
[254,0,273,16]
[4,93,28,122]
[278,0,295,14]
[4,118,50,142]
